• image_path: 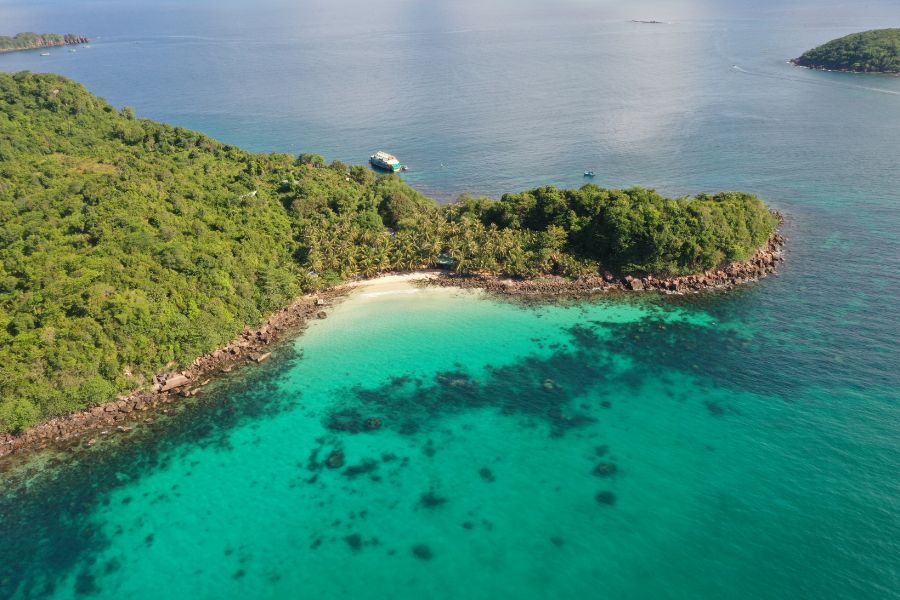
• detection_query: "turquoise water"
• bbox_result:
[2,282,898,598]
[2,0,900,598]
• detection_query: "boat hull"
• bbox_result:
[370,158,401,172]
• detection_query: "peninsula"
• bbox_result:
[791,28,900,74]
[0,32,88,54]
[0,72,781,445]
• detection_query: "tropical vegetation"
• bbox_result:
[792,28,900,73]
[0,72,777,432]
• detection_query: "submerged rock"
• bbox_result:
[364,417,383,430]
[704,400,725,416]
[595,491,617,505]
[418,490,448,509]
[345,533,363,551]
[593,462,617,477]
[343,460,378,478]
[411,544,433,560]
[478,467,495,482]
[325,450,345,469]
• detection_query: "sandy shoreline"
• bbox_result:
[0,236,784,459]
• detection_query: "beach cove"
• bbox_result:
[0,223,783,460]
[1,0,899,597]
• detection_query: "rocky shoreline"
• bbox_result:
[789,58,899,75]
[0,228,785,459]
[426,231,785,299]
[0,286,349,459]
[0,34,89,54]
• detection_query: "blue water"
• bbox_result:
[1,1,899,598]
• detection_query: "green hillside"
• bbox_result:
[792,28,900,73]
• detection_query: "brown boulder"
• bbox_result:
[161,374,190,391]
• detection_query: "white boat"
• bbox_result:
[40,52,50,56]
[369,151,402,172]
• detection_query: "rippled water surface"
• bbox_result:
[1,0,899,598]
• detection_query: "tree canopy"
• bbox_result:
[0,72,777,432]
[793,28,900,73]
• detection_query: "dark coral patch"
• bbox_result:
[593,462,617,477]
[343,460,378,478]
[325,450,345,469]
[595,491,617,505]
[704,400,725,416]
[418,490,448,509]
[412,544,433,560]
[74,569,100,595]
[345,534,363,551]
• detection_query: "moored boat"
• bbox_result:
[370,151,402,172]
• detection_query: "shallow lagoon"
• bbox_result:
[2,278,897,599]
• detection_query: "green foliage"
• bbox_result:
[463,185,777,275]
[794,29,900,73]
[0,72,776,432]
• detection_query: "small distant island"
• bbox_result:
[0,32,89,54]
[791,28,899,74]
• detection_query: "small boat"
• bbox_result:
[370,151,402,172]
[40,52,50,56]
[584,170,595,178]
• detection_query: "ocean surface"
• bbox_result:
[1,0,899,598]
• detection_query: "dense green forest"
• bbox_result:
[0,72,776,432]
[0,33,88,53]
[792,28,900,73]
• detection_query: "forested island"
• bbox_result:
[0,72,779,437]
[0,32,89,53]
[791,28,900,73]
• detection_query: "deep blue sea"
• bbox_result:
[1,1,899,598]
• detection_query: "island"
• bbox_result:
[791,28,899,74]
[0,72,782,450]
[0,32,88,54]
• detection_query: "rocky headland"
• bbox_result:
[427,230,784,299]
[791,28,900,74]
[0,33,89,54]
